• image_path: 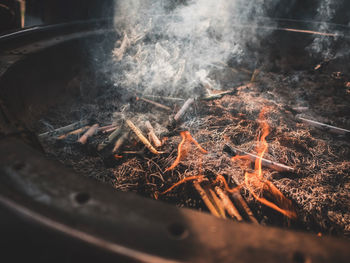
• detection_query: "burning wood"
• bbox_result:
[39,120,88,138]
[78,124,99,144]
[137,97,172,112]
[298,116,350,135]
[225,144,295,173]
[57,126,90,140]
[174,98,194,122]
[145,121,162,147]
[97,127,122,151]
[126,119,164,154]
[215,186,243,221]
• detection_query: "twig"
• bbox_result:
[98,124,117,133]
[138,97,171,111]
[142,95,184,102]
[232,192,258,224]
[202,90,235,101]
[250,69,260,82]
[113,32,130,61]
[97,127,122,151]
[126,119,164,154]
[39,120,88,138]
[174,98,194,121]
[225,144,295,173]
[57,126,90,140]
[145,121,162,147]
[205,185,226,219]
[78,124,99,144]
[193,181,221,218]
[298,117,350,135]
[113,132,129,153]
[215,186,243,221]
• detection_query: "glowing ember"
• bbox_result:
[165,131,208,172]
[232,107,297,219]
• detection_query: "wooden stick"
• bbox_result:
[250,69,260,82]
[113,32,130,61]
[126,119,163,154]
[57,126,90,140]
[138,97,171,112]
[97,127,122,151]
[103,126,119,134]
[202,90,235,101]
[39,120,88,138]
[145,121,162,147]
[225,144,295,173]
[193,181,221,218]
[174,98,194,121]
[142,95,184,102]
[298,117,350,135]
[232,192,258,224]
[98,124,117,133]
[78,124,99,144]
[206,186,226,219]
[113,132,129,153]
[215,186,243,221]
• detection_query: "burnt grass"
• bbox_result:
[36,65,350,238]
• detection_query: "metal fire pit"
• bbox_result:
[0,20,350,262]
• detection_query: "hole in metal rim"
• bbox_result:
[73,192,91,205]
[167,222,189,240]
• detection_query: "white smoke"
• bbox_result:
[112,0,278,98]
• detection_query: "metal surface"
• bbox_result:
[0,20,350,262]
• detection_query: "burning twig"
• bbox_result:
[205,184,226,219]
[126,119,164,154]
[145,121,162,147]
[113,32,130,62]
[39,120,88,138]
[78,124,99,144]
[174,98,194,122]
[298,117,350,136]
[137,97,172,112]
[225,144,295,173]
[193,181,222,218]
[158,175,204,197]
[97,127,122,151]
[113,132,129,153]
[57,126,90,140]
[215,186,243,221]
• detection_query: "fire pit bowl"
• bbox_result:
[0,19,350,262]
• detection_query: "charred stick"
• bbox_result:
[142,95,184,102]
[202,90,235,101]
[97,127,122,151]
[113,132,129,153]
[57,126,90,140]
[78,124,99,144]
[193,181,221,218]
[174,98,194,121]
[232,192,258,224]
[298,117,350,135]
[103,126,119,134]
[225,144,295,173]
[145,121,162,147]
[39,120,88,138]
[126,119,164,154]
[138,97,171,112]
[215,186,243,221]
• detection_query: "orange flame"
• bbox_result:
[233,107,297,219]
[158,175,205,196]
[165,131,208,172]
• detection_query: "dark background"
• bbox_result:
[1,0,350,35]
